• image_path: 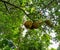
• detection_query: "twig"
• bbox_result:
[0,0,55,20]
[3,2,9,11]
[37,0,55,15]
[0,0,30,18]
[42,0,55,9]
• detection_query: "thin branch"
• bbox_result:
[3,2,9,11]
[37,0,55,15]
[43,0,55,9]
[0,0,30,18]
[0,0,55,20]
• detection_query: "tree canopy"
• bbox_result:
[0,0,60,50]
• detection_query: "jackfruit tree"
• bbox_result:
[0,0,60,50]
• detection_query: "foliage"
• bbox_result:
[0,0,60,50]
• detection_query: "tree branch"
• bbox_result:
[0,0,55,20]
[0,0,30,18]
[4,2,9,11]
[43,0,55,9]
